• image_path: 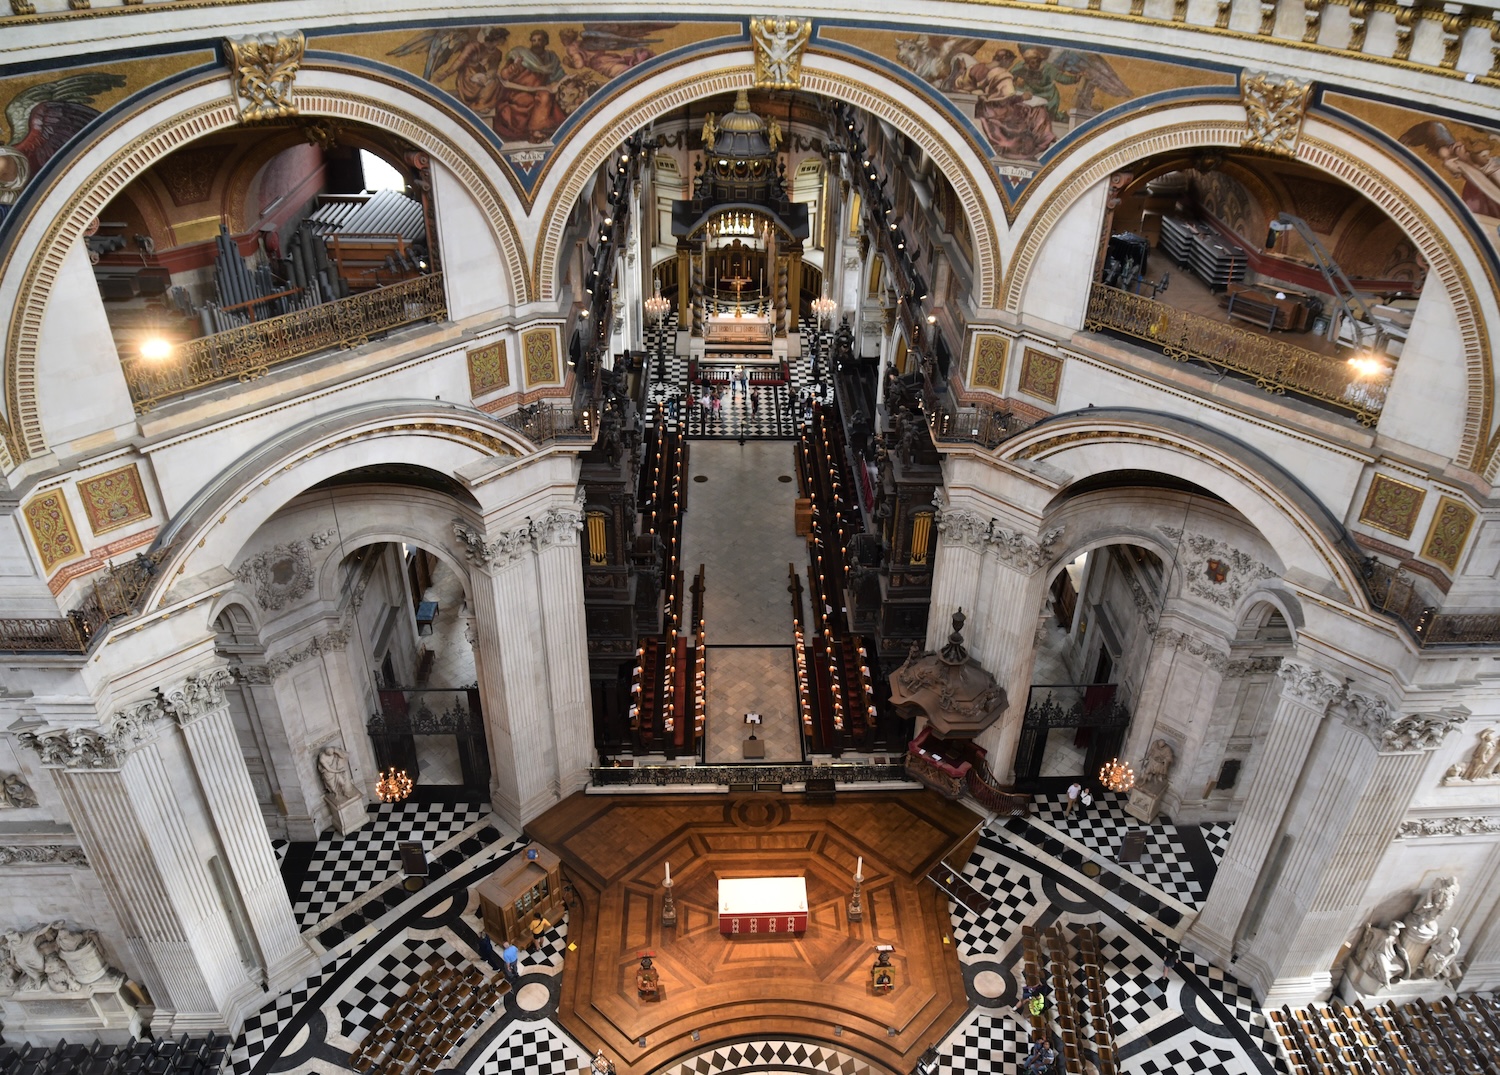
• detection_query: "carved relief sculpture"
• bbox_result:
[235,541,314,610]
[1444,727,1500,783]
[1240,71,1312,157]
[225,31,305,121]
[1344,875,1462,998]
[750,17,813,89]
[1139,738,1176,791]
[0,774,37,809]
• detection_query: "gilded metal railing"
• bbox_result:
[927,397,1039,449]
[0,545,175,654]
[1085,284,1387,426]
[121,273,447,413]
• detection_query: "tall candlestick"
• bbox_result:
[665,860,671,884]
[856,856,863,878]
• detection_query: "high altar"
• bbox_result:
[718,876,809,935]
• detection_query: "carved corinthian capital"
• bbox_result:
[534,506,583,549]
[934,508,988,550]
[16,727,123,771]
[989,526,1064,573]
[1276,659,1342,706]
[161,668,236,727]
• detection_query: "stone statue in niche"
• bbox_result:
[0,773,37,808]
[317,746,358,801]
[1442,727,1500,783]
[1401,875,1458,947]
[1140,739,1176,791]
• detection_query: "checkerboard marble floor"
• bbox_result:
[643,317,832,440]
[283,800,493,929]
[236,799,1282,1075]
[1027,790,1232,910]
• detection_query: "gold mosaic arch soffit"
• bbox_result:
[151,417,523,611]
[1002,118,1493,472]
[533,53,1001,308]
[1001,423,1361,602]
[1,75,528,464]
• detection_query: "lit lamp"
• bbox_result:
[1099,758,1135,794]
[810,289,837,383]
[376,767,413,803]
[645,282,672,379]
[139,338,173,361]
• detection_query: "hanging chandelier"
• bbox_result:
[811,289,837,327]
[644,285,671,325]
[1099,758,1135,793]
[376,767,414,803]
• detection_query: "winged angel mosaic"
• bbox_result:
[893,36,1130,177]
[390,23,674,146]
[0,73,125,224]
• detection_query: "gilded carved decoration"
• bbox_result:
[21,491,83,575]
[1420,495,1476,571]
[1018,348,1063,404]
[1358,474,1426,539]
[749,17,812,89]
[467,341,509,397]
[521,327,560,386]
[969,334,1007,392]
[1240,71,1312,157]
[77,464,150,536]
[225,31,304,122]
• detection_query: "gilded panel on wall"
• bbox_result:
[467,341,509,396]
[317,20,736,197]
[22,491,83,574]
[0,53,213,236]
[969,333,1007,391]
[77,464,150,536]
[1421,495,1476,571]
[522,327,559,385]
[1323,92,1500,260]
[816,28,1234,191]
[1018,347,1063,403]
[1358,474,1426,539]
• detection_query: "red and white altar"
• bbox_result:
[718,876,808,935]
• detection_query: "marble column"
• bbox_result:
[1236,703,1466,1004]
[22,709,259,1033]
[1188,658,1341,964]
[533,502,594,798]
[165,669,314,993]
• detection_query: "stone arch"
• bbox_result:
[1000,102,1497,473]
[148,401,532,613]
[530,47,1004,308]
[0,63,529,468]
[997,408,1371,614]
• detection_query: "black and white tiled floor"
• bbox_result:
[1027,790,1232,909]
[235,799,1281,1075]
[285,800,492,929]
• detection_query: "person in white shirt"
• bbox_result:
[1065,781,1082,817]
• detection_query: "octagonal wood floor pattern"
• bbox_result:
[526,791,984,1075]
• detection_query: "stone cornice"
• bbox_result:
[236,626,350,683]
[1152,628,1229,671]
[1397,815,1500,839]
[1277,661,1467,752]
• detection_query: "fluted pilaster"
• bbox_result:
[1189,658,1338,962]
[534,509,594,796]
[175,701,311,989]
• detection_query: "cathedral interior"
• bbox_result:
[1,3,1500,1074]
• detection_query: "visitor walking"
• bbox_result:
[1064,781,1082,817]
[1079,786,1094,814]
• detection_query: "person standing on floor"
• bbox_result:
[751,388,760,416]
[1065,781,1082,817]
[1079,786,1093,815]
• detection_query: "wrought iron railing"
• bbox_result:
[588,762,909,788]
[121,273,447,413]
[1084,284,1387,426]
[0,546,175,654]
[927,397,1039,449]
[1361,559,1500,647]
[369,687,480,735]
[1022,684,1130,729]
[498,401,597,445]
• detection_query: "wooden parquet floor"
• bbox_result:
[526,790,984,1075]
